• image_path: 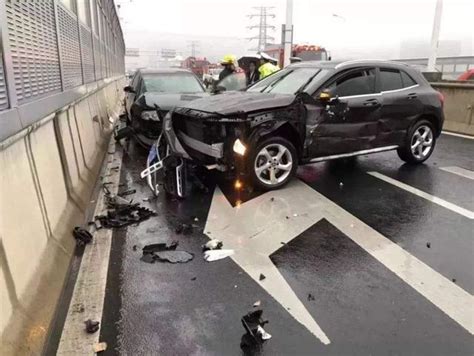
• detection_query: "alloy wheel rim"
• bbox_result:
[411,125,434,160]
[254,143,293,185]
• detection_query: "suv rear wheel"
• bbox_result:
[249,137,298,191]
[397,119,436,164]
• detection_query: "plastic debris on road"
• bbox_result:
[259,273,266,281]
[202,239,223,251]
[253,300,261,307]
[154,251,194,263]
[241,309,271,343]
[72,227,93,247]
[141,241,193,264]
[256,325,272,340]
[203,249,234,262]
[93,342,107,353]
[84,319,100,334]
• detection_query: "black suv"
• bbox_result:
[161,60,445,191]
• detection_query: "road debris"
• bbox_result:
[253,300,261,307]
[339,182,344,188]
[259,273,266,281]
[132,245,137,251]
[93,342,107,353]
[84,319,100,334]
[175,222,193,235]
[194,217,199,222]
[241,310,271,343]
[191,277,197,281]
[202,239,223,251]
[452,278,457,283]
[118,189,136,197]
[142,241,178,254]
[308,293,315,301]
[72,227,93,247]
[426,242,431,248]
[94,192,156,228]
[154,251,194,263]
[203,249,234,262]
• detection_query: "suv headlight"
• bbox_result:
[140,110,160,121]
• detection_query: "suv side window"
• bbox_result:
[131,73,141,90]
[400,71,417,87]
[327,68,376,97]
[380,68,403,91]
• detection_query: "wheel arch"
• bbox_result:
[249,122,303,159]
[417,113,441,137]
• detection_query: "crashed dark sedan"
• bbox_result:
[159,60,445,191]
[123,68,208,146]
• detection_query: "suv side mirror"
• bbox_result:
[123,85,136,94]
[319,89,332,102]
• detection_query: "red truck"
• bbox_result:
[181,57,210,79]
[264,44,329,66]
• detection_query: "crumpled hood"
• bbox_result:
[176,91,296,115]
[138,92,209,111]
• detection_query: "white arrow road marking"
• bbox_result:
[205,179,474,343]
[440,166,474,181]
[368,171,474,219]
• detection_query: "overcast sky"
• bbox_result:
[118,0,473,61]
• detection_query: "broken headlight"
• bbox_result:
[233,138,247,156]
[141,110,160,121]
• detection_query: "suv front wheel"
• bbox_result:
[397,119,436,164]
[249,137,298,191]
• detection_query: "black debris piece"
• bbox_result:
[285,216,289,219]
[426,242,431,248]
[142,241,178,254]
[202,239,223,251]
[154,251,194,263]
[241,309,270,344]
[191,277,197,281]
[270,197,274,202]
[259,273,266,281]
[72,227,93,247]
[84,319,100,333]
[118,189,136,197]
[94,193,156,228]
[280,242,286,245]
[132,245,137,251]
[452,278,457,283]
[307,293,315,301]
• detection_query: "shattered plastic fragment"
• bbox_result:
[426,242,431,248]
[72,227,93,247]
[253,300,261,307]
[307,293,315,301]
[154,251,194,263]
[257,325,272,340]
[84,319,100,333]
[203,249,234,262]
[93,342,107,353]
[142,241,178,254]
[259,273,266,281]
[202,239,223,251]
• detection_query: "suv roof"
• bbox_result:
[137,68,194,75]
[290,59,414,71]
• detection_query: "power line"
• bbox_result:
[247,6,276,51]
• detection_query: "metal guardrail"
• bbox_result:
[0,0,125,142]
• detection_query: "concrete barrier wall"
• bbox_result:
[0,77,125,355]
[431,82,474,136]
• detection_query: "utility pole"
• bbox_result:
[427,0,443,72]
[247,6,276,52]
[188,40,199,57]
[283,0,293,67]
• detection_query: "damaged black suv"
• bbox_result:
[161,60,444,191]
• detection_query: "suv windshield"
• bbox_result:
[247,67,329,94]
[143,73,204,93]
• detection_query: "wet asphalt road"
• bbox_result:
[99,134,473,355]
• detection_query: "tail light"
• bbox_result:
[436,91,445,107]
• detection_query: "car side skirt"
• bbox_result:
[304,145,399,163]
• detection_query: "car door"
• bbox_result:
[310,67,381,157]
[377,67,423,146]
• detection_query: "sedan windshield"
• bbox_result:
[143,73,204,93]
[247,67,329,94]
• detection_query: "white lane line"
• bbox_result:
[440,166,474,181]
[368,171,474,219]
[442,131,474,140]
[206,180,474,338]
[57,139,122,355]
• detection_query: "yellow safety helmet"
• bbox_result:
[221,54,236,65]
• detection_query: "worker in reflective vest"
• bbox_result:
[258,52,280,79]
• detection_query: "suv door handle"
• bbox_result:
[363,98,380,107]
[407,93,418,100]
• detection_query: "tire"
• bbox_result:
[248,136,298,191]
[397,119,436,164]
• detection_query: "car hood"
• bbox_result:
[137,92,210,111]
[176,91,296,115]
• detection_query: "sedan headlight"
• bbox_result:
[233,138,247,156]
[140,110,160,121]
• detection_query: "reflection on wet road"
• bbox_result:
[100,134,474,355]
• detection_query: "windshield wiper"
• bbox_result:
[295,70,321,94]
